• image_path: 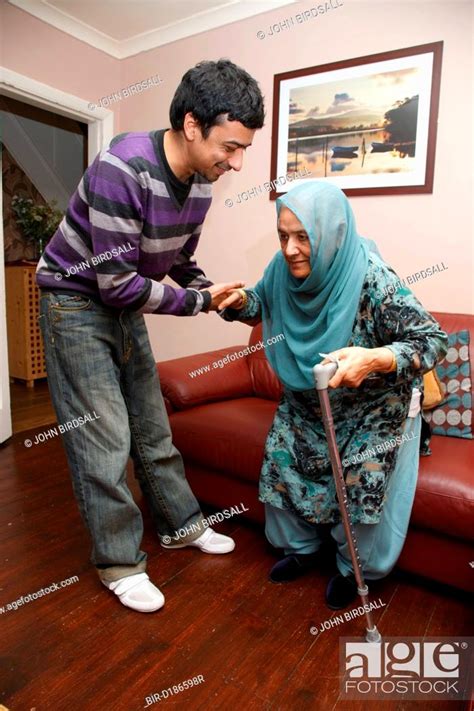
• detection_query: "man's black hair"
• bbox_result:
[169,59,265,138]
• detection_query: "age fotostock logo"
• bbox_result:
[340,637,473,701]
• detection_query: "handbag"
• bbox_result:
[422,369,444,410]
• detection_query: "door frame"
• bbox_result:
[0,67,114,442]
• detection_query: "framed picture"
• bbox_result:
[270,41,443,198]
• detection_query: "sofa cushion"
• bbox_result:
[398,526,474,593]
[411,433,474,541]
[431,311,474,379]
[423,329,472,439]
[169,397,277,484]
[168,394,473,543]
[171,397,472,543]
[247,325,283,401]
[158,346,254,410]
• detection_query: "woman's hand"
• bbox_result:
[206,282,245,311]
[321,346,395,388]
[217,288,247,311]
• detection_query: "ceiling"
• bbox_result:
[8,0,299,58]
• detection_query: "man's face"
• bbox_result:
[186,115,256,182]
[278,206,312,278]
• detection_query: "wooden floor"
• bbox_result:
[0,428,472,711]
[9,378,56,435]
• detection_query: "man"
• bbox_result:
[36,59,264,613]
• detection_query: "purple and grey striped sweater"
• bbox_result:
[36,131,214,315]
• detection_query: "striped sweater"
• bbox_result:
[36,131,213,315]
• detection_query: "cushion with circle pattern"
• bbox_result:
[423,330,472,439]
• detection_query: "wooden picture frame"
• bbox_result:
[270,41,443,198]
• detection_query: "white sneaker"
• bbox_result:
[102,572,164,613]
[161,527,235,554]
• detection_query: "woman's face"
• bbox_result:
[277,206,311,278]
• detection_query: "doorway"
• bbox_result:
[0,67,113,442]
[2,96,88,434]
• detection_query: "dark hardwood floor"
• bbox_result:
[9,378,56,435]
[0,428,472,711]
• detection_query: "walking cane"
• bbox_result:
[313,361,382,643]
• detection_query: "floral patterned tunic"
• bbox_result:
[222,254,448,524]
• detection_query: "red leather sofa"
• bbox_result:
[158,312,474,594]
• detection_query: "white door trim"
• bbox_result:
[0,66,114,442]
[0,66,114,163]
[0,157,11,443]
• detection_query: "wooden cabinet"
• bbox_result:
[5,263,46,387]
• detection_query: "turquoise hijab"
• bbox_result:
[253,181,370,391]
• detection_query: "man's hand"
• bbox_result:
[321,346,394,388]
[206,282,245,311]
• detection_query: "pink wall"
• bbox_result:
[119,0,473,361]
[2,0,472,363]
[0,0,122,126]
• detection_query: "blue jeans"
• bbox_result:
[265,414,422,580]
[38,291,206,582]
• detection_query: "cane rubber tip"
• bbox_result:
[365,627,382,644]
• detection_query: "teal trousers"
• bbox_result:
[265,414,421,580]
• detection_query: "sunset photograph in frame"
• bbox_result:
[270,42,443,198]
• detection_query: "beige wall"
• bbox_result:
[120,0,473,360]
[0,0,121,119]
[2,0,473,362]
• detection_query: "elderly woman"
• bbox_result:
[219,181,447,610]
